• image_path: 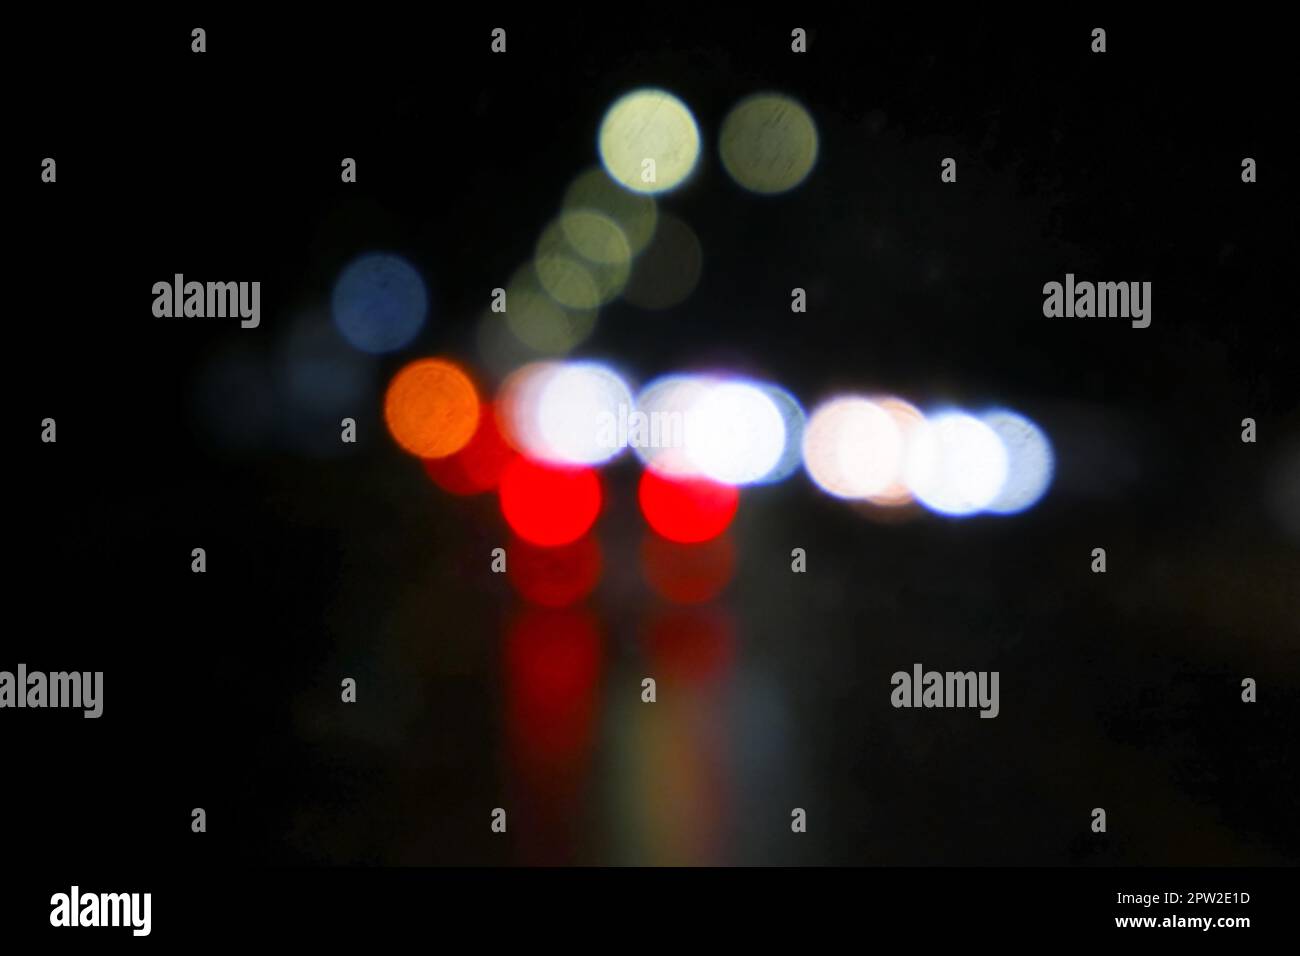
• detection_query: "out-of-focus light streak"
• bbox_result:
[505,607,602,864]
[613,607,735,865]
[506,608,601,756]
[394,355,1056,521]
[644,606,737,685]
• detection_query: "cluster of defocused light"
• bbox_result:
[498,360,634,467]
[630,373,803,489]
[300,86,1075,866]
[472,84,718,374]
[379,357,1053,541]
[329,85,1053,617]
[803,395,1054,516]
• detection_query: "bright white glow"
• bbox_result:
[802,397,905,499]
[982,410,1054,514]
[904,411,1009,516]
[754,384,806,484]
[534,362,634,465]
[497,361,561,459]
[632,374,715,477]
[866,397,925,506]
[598,88,701,195]
[685,381,786,486]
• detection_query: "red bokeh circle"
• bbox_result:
[638,470,738,543]
[500,456,602,547]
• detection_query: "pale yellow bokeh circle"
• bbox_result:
[534,219,628,308]
[719,93,819,194]
[506,289,596,355]
[561,209,632,267]
[564,166,658,255]
[504,267,597,355]
[598,88,701,194]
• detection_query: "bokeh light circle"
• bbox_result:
[684,380,786,485]
[598,88,701,195]
[561,210,633,267]
[719,93,819,195]
[802,396,904,499]
[632,374,715,477]
[639,470,739,543]
[536,362,634,466]
[534,251,602,311]
[331,253,429,353]
[499,361,633,466]
[535,219,629,310]
[753,384,806,484]
[497,361,558,457]
[981,410,1054,514]
[499,456,602,547]
[563,166,659,255]
[504,286,597,356]
[864,397,926,506]
[383,358,479,458]
[904,411,1009,516]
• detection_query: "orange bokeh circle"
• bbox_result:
[384,358,480,458]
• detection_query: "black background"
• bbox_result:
[7,6,1297,895]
